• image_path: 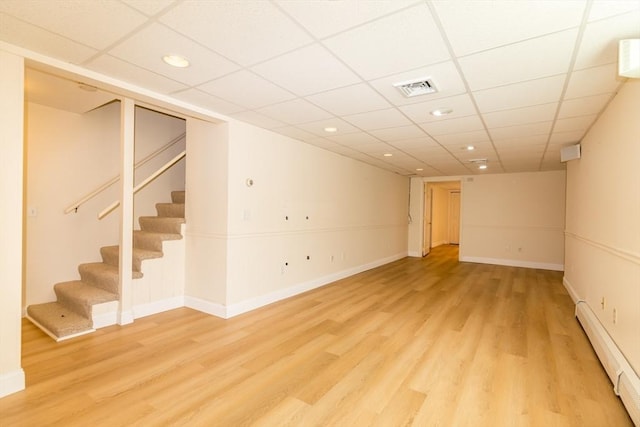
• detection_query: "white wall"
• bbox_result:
[564,79,640,374]
[0,50,25,397]
[460,171,566,270]
[185,119,409,315]
[25,102,185,307]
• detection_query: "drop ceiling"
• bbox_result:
[2,0,638,177]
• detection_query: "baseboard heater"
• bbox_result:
[575,301,640,425]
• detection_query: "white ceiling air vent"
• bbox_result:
[393,77,437,98]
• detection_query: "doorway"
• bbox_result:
[422,181,461,256]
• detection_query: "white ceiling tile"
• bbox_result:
[390,137,440,150]
[432,0,585,56]
[369,125,427,142]
[251,44,361,96]
[198,70,295,110]
[458,29,578,91]
[369,61,467,106]
[272,126,318,142]
[0,0,147,50]
[275,0,417,39]
[493,135,548,149]
[354,142,397,154]
[85,54,188,94]
[434,130,491,147]
[109,24,240,86]
[303,138,343,151]
[327,132,381,146]
[549,130,585,144]
[558,93,613,118]
[170,88,245,115]
[159,1,312,66]
[323,3,450,80]
[305,83,391,116]
[230,111,286,130]
[564,63,624,98]
[488,122,553,141]
[588,0,640,21]
[575,10,640,70]
[420,115,485,136]
[399,94,477,124]
[343,108,412,131]
[0,12,97,64]
[296,118,360,137]
[482,103,558,128]
[257,99,333,125]
[473,75,566,113]
[554,115,598,133]
[121,0,175,16]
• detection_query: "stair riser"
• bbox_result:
[78,266,119,295]
[134,233,164,252]
[171,191,185,204]
[139,217,184,234]
[156,203,185,218]
[55,286,91,318]
[101,246,147,272]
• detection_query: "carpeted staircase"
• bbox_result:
[27,190,185,341]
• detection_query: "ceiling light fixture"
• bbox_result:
[324,127,338,133]
[383,153,393,157]
[478,164,488,170]
[162,54,190,68]
[430,108,453,117]
[469,158,488,170]
[466,145,475,151]
[416,168,424,171]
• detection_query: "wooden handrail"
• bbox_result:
[64,132,186,214]
[98,150,185,220]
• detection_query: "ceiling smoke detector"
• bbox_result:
[392,77,437,98]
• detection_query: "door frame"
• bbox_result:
[421,178,463,259]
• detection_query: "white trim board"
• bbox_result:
[0,369,25,398]
[186,252,407,319]
[460,256,564,271]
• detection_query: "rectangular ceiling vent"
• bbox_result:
[393,77,437,98]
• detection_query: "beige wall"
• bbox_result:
[25,102,185,307]
[460,170,566,270]
[185,119,409,314]
[0,50,25,397]
[564,79,640,373]
[431,186,450,248]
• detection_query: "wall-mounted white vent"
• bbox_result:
[393,77,437,98]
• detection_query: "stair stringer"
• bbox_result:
[92,223,186,328]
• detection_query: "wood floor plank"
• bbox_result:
[1,245,633,426]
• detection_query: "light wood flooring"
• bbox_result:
[1,245,633,426]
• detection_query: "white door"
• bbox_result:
[449,191,461,244]
[422,184,433,256]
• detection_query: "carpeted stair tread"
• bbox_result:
[171,191,185,204]
[156,202,185,218]
[139,216,185,234]
[54,280,117,318]
[133,230,183,252]
[101,245,163,272]
[79,262,142,294]
[27,302,92,340]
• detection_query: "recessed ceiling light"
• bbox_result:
[416,168,424,171]
[162,54,190,68]
[324,127,338,133]
[466,145,475,151]
[478,164,488,170]
[383,153,393,157]
[430,108,453,117]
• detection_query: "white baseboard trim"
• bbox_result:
[562,276,582,304]
[92,311,118,329]
[133,296,185,319]
[407,250,422,258]
[185,252,407,320]
[460,256,564,271]
[431,240,448,248]
[184,296,227,318]
[118,310,134,326]
[0,368,25,398]
[575,301,640,425]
